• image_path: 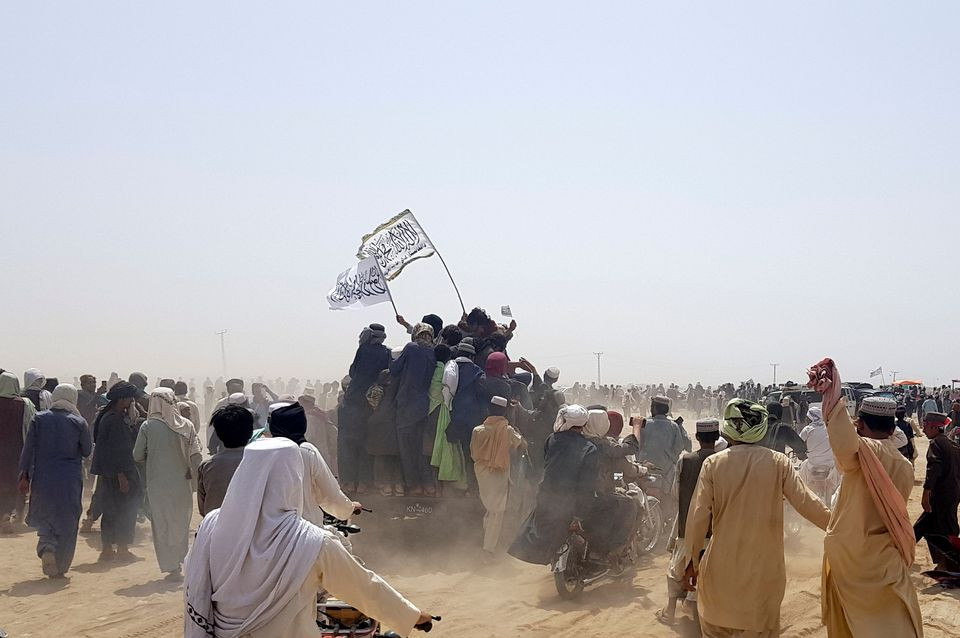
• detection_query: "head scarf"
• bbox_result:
[606,411,624,438]
[722,399,769,444]
[359,323,387,346]
[269,403,307,445]
[584,409,611,439]
[485,352,509,378]
[806,403,824,426]
[0,371,21,398]
[412,322,435,346]
[23,368,45,391]
[148,388,201,461]
[1,371,36,435]
[553,404,589,432]
[128,372,148,390]
[50,384,81,417]
[183,438,325,638]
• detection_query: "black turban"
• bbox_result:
[106,381,139,401]
[421,314,443,337]
[269,402,307,445]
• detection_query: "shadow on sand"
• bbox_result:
[114,578,181,597]
[5,576,70,597]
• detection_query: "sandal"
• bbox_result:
[654,609,675,626]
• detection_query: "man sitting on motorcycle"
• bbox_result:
[510,405,641,571]
[582,409,641,570]
[798,404,839,505]
[509,405,600,565]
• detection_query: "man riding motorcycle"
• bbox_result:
[509,405,635,566]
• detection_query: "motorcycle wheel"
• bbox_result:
[554,569,585,599]
[554,542,585,600]
[635,501,663,555]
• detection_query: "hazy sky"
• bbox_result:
[3,2,958,389]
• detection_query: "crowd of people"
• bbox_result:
[2,309,959,637]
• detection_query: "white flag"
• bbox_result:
[870,366,883,378]
[356,210,436,281]
[327,257,392,310]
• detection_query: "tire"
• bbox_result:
[553,541,585,599]
[635,501,663,555]
[554,569,585,599]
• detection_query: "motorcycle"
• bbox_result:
[621,472,663,555]
[636,465,673,549]
[551,475,662,599]
[317,516,439,637]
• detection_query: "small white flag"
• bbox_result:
[327,257,392,311]
[870,366,883,378]
[501,305,513,318]
[357,210,436,281]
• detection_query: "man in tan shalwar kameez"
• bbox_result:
[685,399,831,638]
[812,359,923,638]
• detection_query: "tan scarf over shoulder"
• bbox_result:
[472,416,513,472]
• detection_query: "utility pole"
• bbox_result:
[770,363,779,386]
[891,370,899,383]
[593,352,603,386]
[216,329,228,378]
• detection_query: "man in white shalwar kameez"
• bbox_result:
[269,402,360,543]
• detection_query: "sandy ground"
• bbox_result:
[2,430,960,638]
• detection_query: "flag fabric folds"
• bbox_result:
[326,257,392,310]
[356,209,436,281]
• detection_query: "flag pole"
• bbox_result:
[376,261,400,317]
[416,225,466,315]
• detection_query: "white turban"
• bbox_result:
[228,392,249,407]
[584,409,611,439]
[807,403,824,425]
[554,404,589,432]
